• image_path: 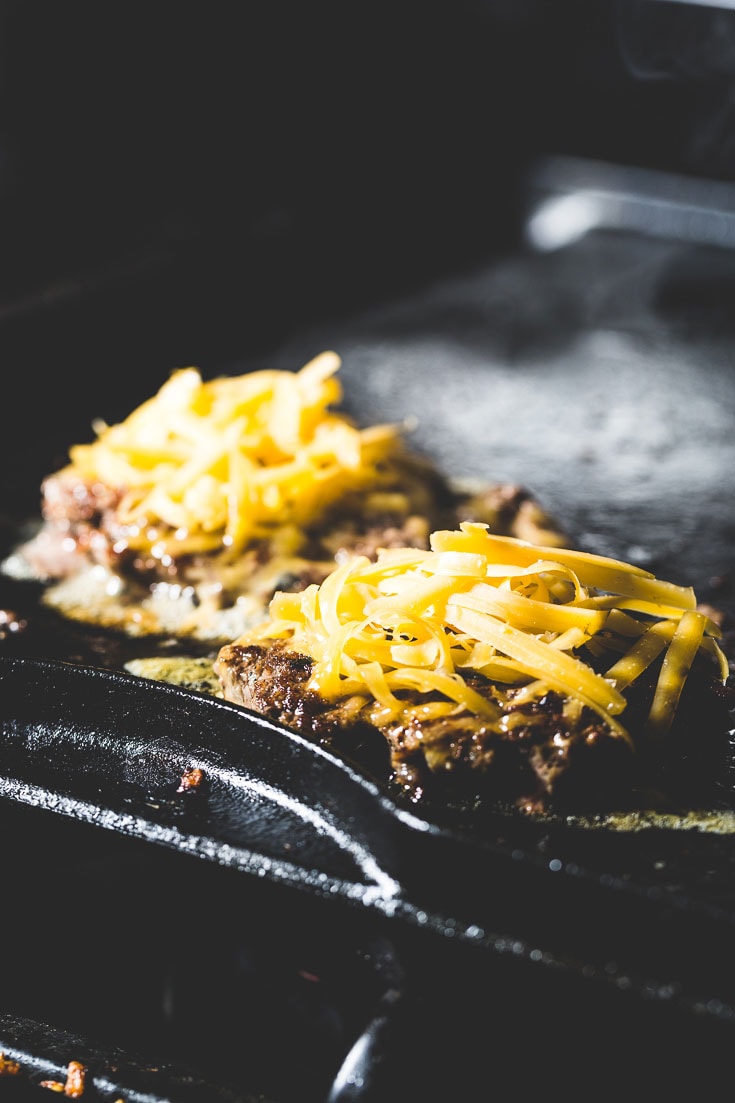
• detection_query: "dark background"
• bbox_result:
[2,0,734,341]
[2,1,734,288]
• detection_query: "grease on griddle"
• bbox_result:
[0,607,27,639]
[124,655,223,697]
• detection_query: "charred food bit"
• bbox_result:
[215,523,733,814]
[0,1053,20,1077]
[178,766,204,792]
[39,1059,87,1097]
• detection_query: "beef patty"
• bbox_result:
[214,525,734,815]
[214,638,733,815]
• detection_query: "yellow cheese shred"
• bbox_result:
[63,351,414,557]
[237,521,730,743]
[645,610,708,739]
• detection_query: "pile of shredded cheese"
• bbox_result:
[239,522,730,743]
[64,351,412,557]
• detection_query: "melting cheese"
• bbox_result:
[64,351,412,556]
[236,522,729,742]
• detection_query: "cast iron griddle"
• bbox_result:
[3,653,735,1037]
[1,170,735,1095]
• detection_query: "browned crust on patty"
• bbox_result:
[214,640,643,812]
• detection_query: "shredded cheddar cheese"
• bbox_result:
[237,522,730,743]
[64,351,415,557]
